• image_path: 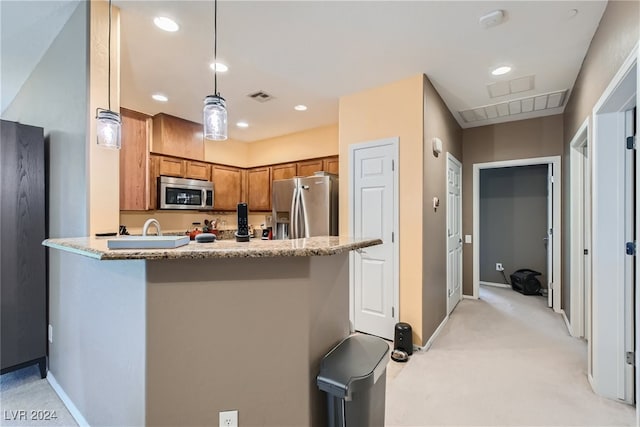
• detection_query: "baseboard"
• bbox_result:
[560,309,575,337]
[47,372,91,427]
[479,281,511,289]
[421,315,449,352]
[462,294,477,300]
[587,373,596,392]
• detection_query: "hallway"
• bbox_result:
[385,285,636,426]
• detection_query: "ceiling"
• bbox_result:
[2,1,608,142]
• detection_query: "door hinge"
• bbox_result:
[626,136,636,150]
[392,307,395,318]
[584,249,589,255]
[626,351,635,366]
[626,241,636,256]
[391,159,395,171]
[448,288,453,297]
[391,231,394,243]
[549,228,553,236]
[549,175,555,183]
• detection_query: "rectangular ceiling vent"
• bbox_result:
[459,89,568,123]
[487,75,535,98]
[248,91,274,103]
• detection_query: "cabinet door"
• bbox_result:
[158,156,186,177]
[323,156,339,175]
[212,165,242,211]
[185,161,211,181]
[149,155,159,210]
[272,163,297,181]
[248,167,271,211]
[297,159,324,177]
[152,113,204,160]
[120,108,151,210]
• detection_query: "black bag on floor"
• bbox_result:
[510,269,542,295]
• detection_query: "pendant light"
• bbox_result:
[203,0,228,141]
[96,0,121,149]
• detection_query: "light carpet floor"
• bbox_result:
[385,285,636,426]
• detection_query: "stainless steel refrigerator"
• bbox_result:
[271,173,338,239]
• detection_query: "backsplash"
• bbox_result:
[120,211,268,235]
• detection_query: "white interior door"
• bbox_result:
[547,164,554,307]
[351,139,398,340]
[623,107,635,403]
[446,153,462,315]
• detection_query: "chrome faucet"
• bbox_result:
[142,218,162,236]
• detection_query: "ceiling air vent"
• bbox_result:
[487,75,535,98]
[459,89,568,123]
[248,91,274,103]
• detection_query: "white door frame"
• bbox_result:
[590,44,637,404]
[569,118,590,339]
[472,156,562,314]
[348,137,400,332]
[446,153,463,315]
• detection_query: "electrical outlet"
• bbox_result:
[496,263,503,271]
[219,410,238,427]
[48,324,53,343]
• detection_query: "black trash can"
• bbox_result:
[394,322,413,355]
[317,334,389,427]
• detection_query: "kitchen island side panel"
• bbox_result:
[48,250,146,426]
[145,254,350,427]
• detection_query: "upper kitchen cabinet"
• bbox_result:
[152,113,204,160]
[157,156,185,178]
[185,161,211,181]
[323,156,339,175]
[272,163,297,181]
[297,159,324,177]
[211,165,243,211]
[248,167,271,212]
[120,108,152,211]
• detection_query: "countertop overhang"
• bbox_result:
[42,236,382,261]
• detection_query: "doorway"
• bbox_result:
[446,153,462,315]
[590,53,636,404]
[472,156,562,313]
[349,137,399,340]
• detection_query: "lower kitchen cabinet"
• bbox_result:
[212,165,243,210]
[248,167,271,211]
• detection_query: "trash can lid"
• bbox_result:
[317,334,389,400]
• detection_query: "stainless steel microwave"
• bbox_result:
[158,176,214,210]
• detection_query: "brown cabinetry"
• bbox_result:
[297,159,324,177]
[211,165,243,211]
[185,161,211,181]
[272,163,297,181]
[248,167,271,211]
[120,108,151,211]
[323,156,339,175]
[152,113,204,160]
[157,156,185,177]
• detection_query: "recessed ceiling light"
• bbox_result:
[236,121,249,128]
[209,62,228,73]
[153,17,179,32]
[491,66,512,76]
[152,94,168,102]
[294,105,308,111]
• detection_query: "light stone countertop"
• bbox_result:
[42,236,382,261]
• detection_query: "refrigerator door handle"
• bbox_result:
[291,186,299,239]
[300,186,310,238]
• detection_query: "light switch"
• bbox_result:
[465,234,472,244]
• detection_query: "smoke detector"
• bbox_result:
[479,10,505,28]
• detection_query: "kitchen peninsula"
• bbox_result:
[43,236,381,426]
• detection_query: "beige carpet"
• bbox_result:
[385,285,636,426]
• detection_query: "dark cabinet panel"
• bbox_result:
[0,120,47,378]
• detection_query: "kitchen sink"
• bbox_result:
[107,235,190,249]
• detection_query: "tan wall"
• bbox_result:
[88,0,121,235]
[564,0,639,140]
[338,74,425,343]
[422,75,463,341]
[204,138,250,168]
[247,124,338,167]
[461,115,564,295]
[561,0,639,316]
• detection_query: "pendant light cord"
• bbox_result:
[108,0,112,110]
[214,0,218,96]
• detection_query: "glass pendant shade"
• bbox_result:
[203,94,228,140]
[96,109,122,149]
